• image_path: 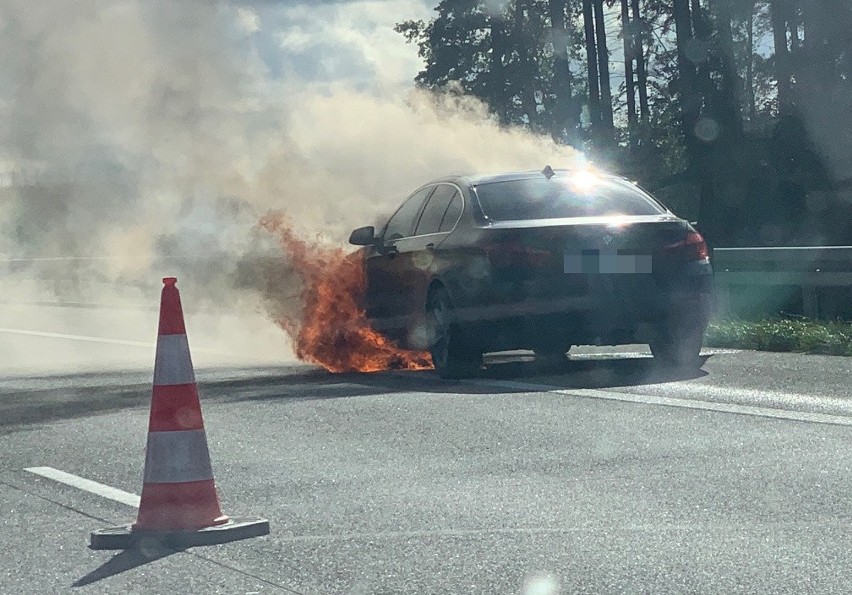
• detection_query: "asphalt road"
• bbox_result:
[1,303,852,593]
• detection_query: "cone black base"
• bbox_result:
[89,518,270,550]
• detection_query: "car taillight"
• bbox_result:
[663,231,709,262]
[485,242,553,268]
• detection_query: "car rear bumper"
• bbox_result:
[453,284,714,350]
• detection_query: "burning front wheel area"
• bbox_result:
[426,286,483,379]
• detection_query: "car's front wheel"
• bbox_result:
[649,325,705,368]
[533,348,570,369]
[426,287,482,379]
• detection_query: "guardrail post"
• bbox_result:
[714,283,730,318]
[802,285,819,319]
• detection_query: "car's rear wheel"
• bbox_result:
[649,325,704,368]
[426,287,482,379]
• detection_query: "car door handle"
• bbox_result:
[385,244,399,258]
[425,243,435,251]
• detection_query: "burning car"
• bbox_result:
[349,167,714,378]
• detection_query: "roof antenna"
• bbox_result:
[541,165,555,180]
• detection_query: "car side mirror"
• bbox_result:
[348,225,377,246]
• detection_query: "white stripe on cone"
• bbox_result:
[143,429,214,484]
[153,334,196,386]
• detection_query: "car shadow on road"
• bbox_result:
[3,355,711,428]
[349,352,711,396]
[73,545,183,588]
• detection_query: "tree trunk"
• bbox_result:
[770,0,792,112]
[621,0,637,128]
[713,0,741,136]
[593,0,614,129]
[673,0,717,243]
[746,3,756,121]
[801,1,840,90]
[490,15,509,124]
[690,0,709,39]
[673,0,696,113]
[787,2,800,52]
[547,0,578,142]
[631,0,650,121]
[512,2,539,128]
[582,0,601,127]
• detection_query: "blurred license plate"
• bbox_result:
[564,249,652,274]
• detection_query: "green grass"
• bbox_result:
[705,318,852,356]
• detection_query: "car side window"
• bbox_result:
[439,190,462,233]
[383,187,434,241]
[414,184,456,236]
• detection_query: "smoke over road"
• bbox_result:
[0,0,580,367]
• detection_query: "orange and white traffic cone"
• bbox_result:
[90,277,269,550]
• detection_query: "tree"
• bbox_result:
[620,0,637,128]
[547,0,581,143]
[769,0,792,111]
[395,0,556,128]
[713,0,742,137]
[631,0,650,121]
[744,0,756,121]
[398,0,852,245]
[582,0,602,128]
[593,0,614,130]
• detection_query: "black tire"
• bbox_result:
[649,325,705,368]
[426,287,482,379]
[533,348,570,369]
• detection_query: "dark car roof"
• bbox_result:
[427,168,622,188]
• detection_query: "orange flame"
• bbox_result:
[260,212,433,373]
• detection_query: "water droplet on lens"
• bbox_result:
[694,117,720,142]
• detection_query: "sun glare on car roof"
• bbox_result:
[567,169,600,193]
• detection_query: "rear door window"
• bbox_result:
[383,187,434,240]
[474,175,665,221]
[414,184,457,236]
[439,191,462,232]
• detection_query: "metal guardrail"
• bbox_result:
[3,249,851,319]
[713,247,852,318]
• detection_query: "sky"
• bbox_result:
[234,0,433,92]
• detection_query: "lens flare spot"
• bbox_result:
[694,117,720,142]
[522,572,561,595]
[412,250,433,270]
[468,256,490,279]
[175,406,201,429]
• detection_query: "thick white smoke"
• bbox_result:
[0,0,581,368]
[0,1,582,304]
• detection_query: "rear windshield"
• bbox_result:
[474,175,666,221]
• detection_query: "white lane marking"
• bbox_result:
[475,379,852,426]
[0,327,270,359]
[24,466,140,507]
[621,382,852,417]
[1,256,114,262]
[0,327,151,347]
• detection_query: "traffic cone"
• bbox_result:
[90,277,269,550]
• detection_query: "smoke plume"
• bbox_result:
[0,0,580,363]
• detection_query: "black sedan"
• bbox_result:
[349,167,714,378]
